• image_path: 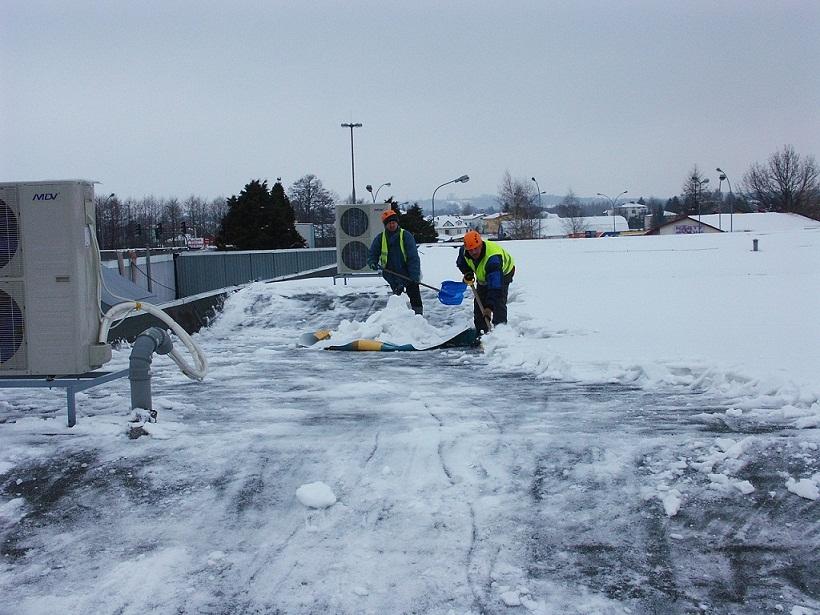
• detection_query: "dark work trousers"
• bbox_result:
[394,282,423,315]
[473,281,510,333]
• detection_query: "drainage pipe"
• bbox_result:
[100,301,207,381]
[129,327,174,416]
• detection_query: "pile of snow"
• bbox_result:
[418,229,820,413]
[295,481,337,508]
[311,294,460,348]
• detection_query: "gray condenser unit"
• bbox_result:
[334,203,390,274]
[0,180,111,376]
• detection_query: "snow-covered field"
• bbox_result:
[1,228,818,614]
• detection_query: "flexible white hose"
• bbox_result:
[99,301,208,381]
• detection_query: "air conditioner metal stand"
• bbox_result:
[0,369,129,427]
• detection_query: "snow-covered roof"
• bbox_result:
[696,212,820,233]
[3,228,820,613]
[433,215,467,227]
[534,215,629,237]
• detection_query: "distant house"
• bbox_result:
[644,210,678,229]
[535,215,629,238]
[646,215,723,235]
[695,212,820,233]
[459,213,486,233]
[483,212,513,238]
[646,212,820,235]
[613,202,649,221]
[432,215,468,242]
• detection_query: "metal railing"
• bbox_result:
[174,248,337,297]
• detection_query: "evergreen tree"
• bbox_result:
[218,179,270,249]
[398,202,437,243]
[665,196,683,215]
[267,181,306,249]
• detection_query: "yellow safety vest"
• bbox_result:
[380,228,407,267]
[465,240,515,283]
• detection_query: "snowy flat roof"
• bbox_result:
[696,212,820,233]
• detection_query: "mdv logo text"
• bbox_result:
[32,193,60,201]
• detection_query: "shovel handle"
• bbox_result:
[381,267,442,293]
[467,280,493,331]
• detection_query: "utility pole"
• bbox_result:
[341,122,362,203]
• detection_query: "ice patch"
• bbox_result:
[785,477,819,501]
[734,480,756,495]
[0,497,26,526]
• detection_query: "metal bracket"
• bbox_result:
[332,272,381,286]
[0,369,130,427]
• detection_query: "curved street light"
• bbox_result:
[716,167,734,232]
[431,174,469,221]
[531,177,543,239]
[366,182,391,203]
[596,190,628,233]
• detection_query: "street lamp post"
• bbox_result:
[366,182,391,203]
[716,175,724,230]
[341,122,362,202]
[697,178,710,224]
[597,190,628,233]
[716,167,733,232]
[531,177,543,239]
[431,174,470,224]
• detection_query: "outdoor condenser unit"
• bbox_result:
[335,203,390,274]
[0,180,111,376]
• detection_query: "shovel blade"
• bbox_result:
[438,280,467,305]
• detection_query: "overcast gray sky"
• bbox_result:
[3,0,818,203]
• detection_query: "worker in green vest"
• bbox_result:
[456,230,515,333]
[368,209,423,315]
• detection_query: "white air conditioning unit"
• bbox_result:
[0,180,111,376]
[335,203,390,274]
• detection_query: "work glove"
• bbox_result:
[463,272,475,284]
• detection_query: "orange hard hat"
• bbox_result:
[464,230,483,250]
[381,209,399,224]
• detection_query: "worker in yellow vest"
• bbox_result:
[456,230,515,333]
[368,209,423,315]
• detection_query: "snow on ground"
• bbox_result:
[0,227,818,614]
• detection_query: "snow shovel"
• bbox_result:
[380,267,467,305]
[466,279,493,332]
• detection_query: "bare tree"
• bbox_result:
[204,197,228,238]
[558,189,589,235]
[163,198,184,246]
[94,194,127,249]
[681,165,713,217]
[183,195,209,237]
[742,145,819,219]
[288,174,338,247]
[497,171,538,239]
